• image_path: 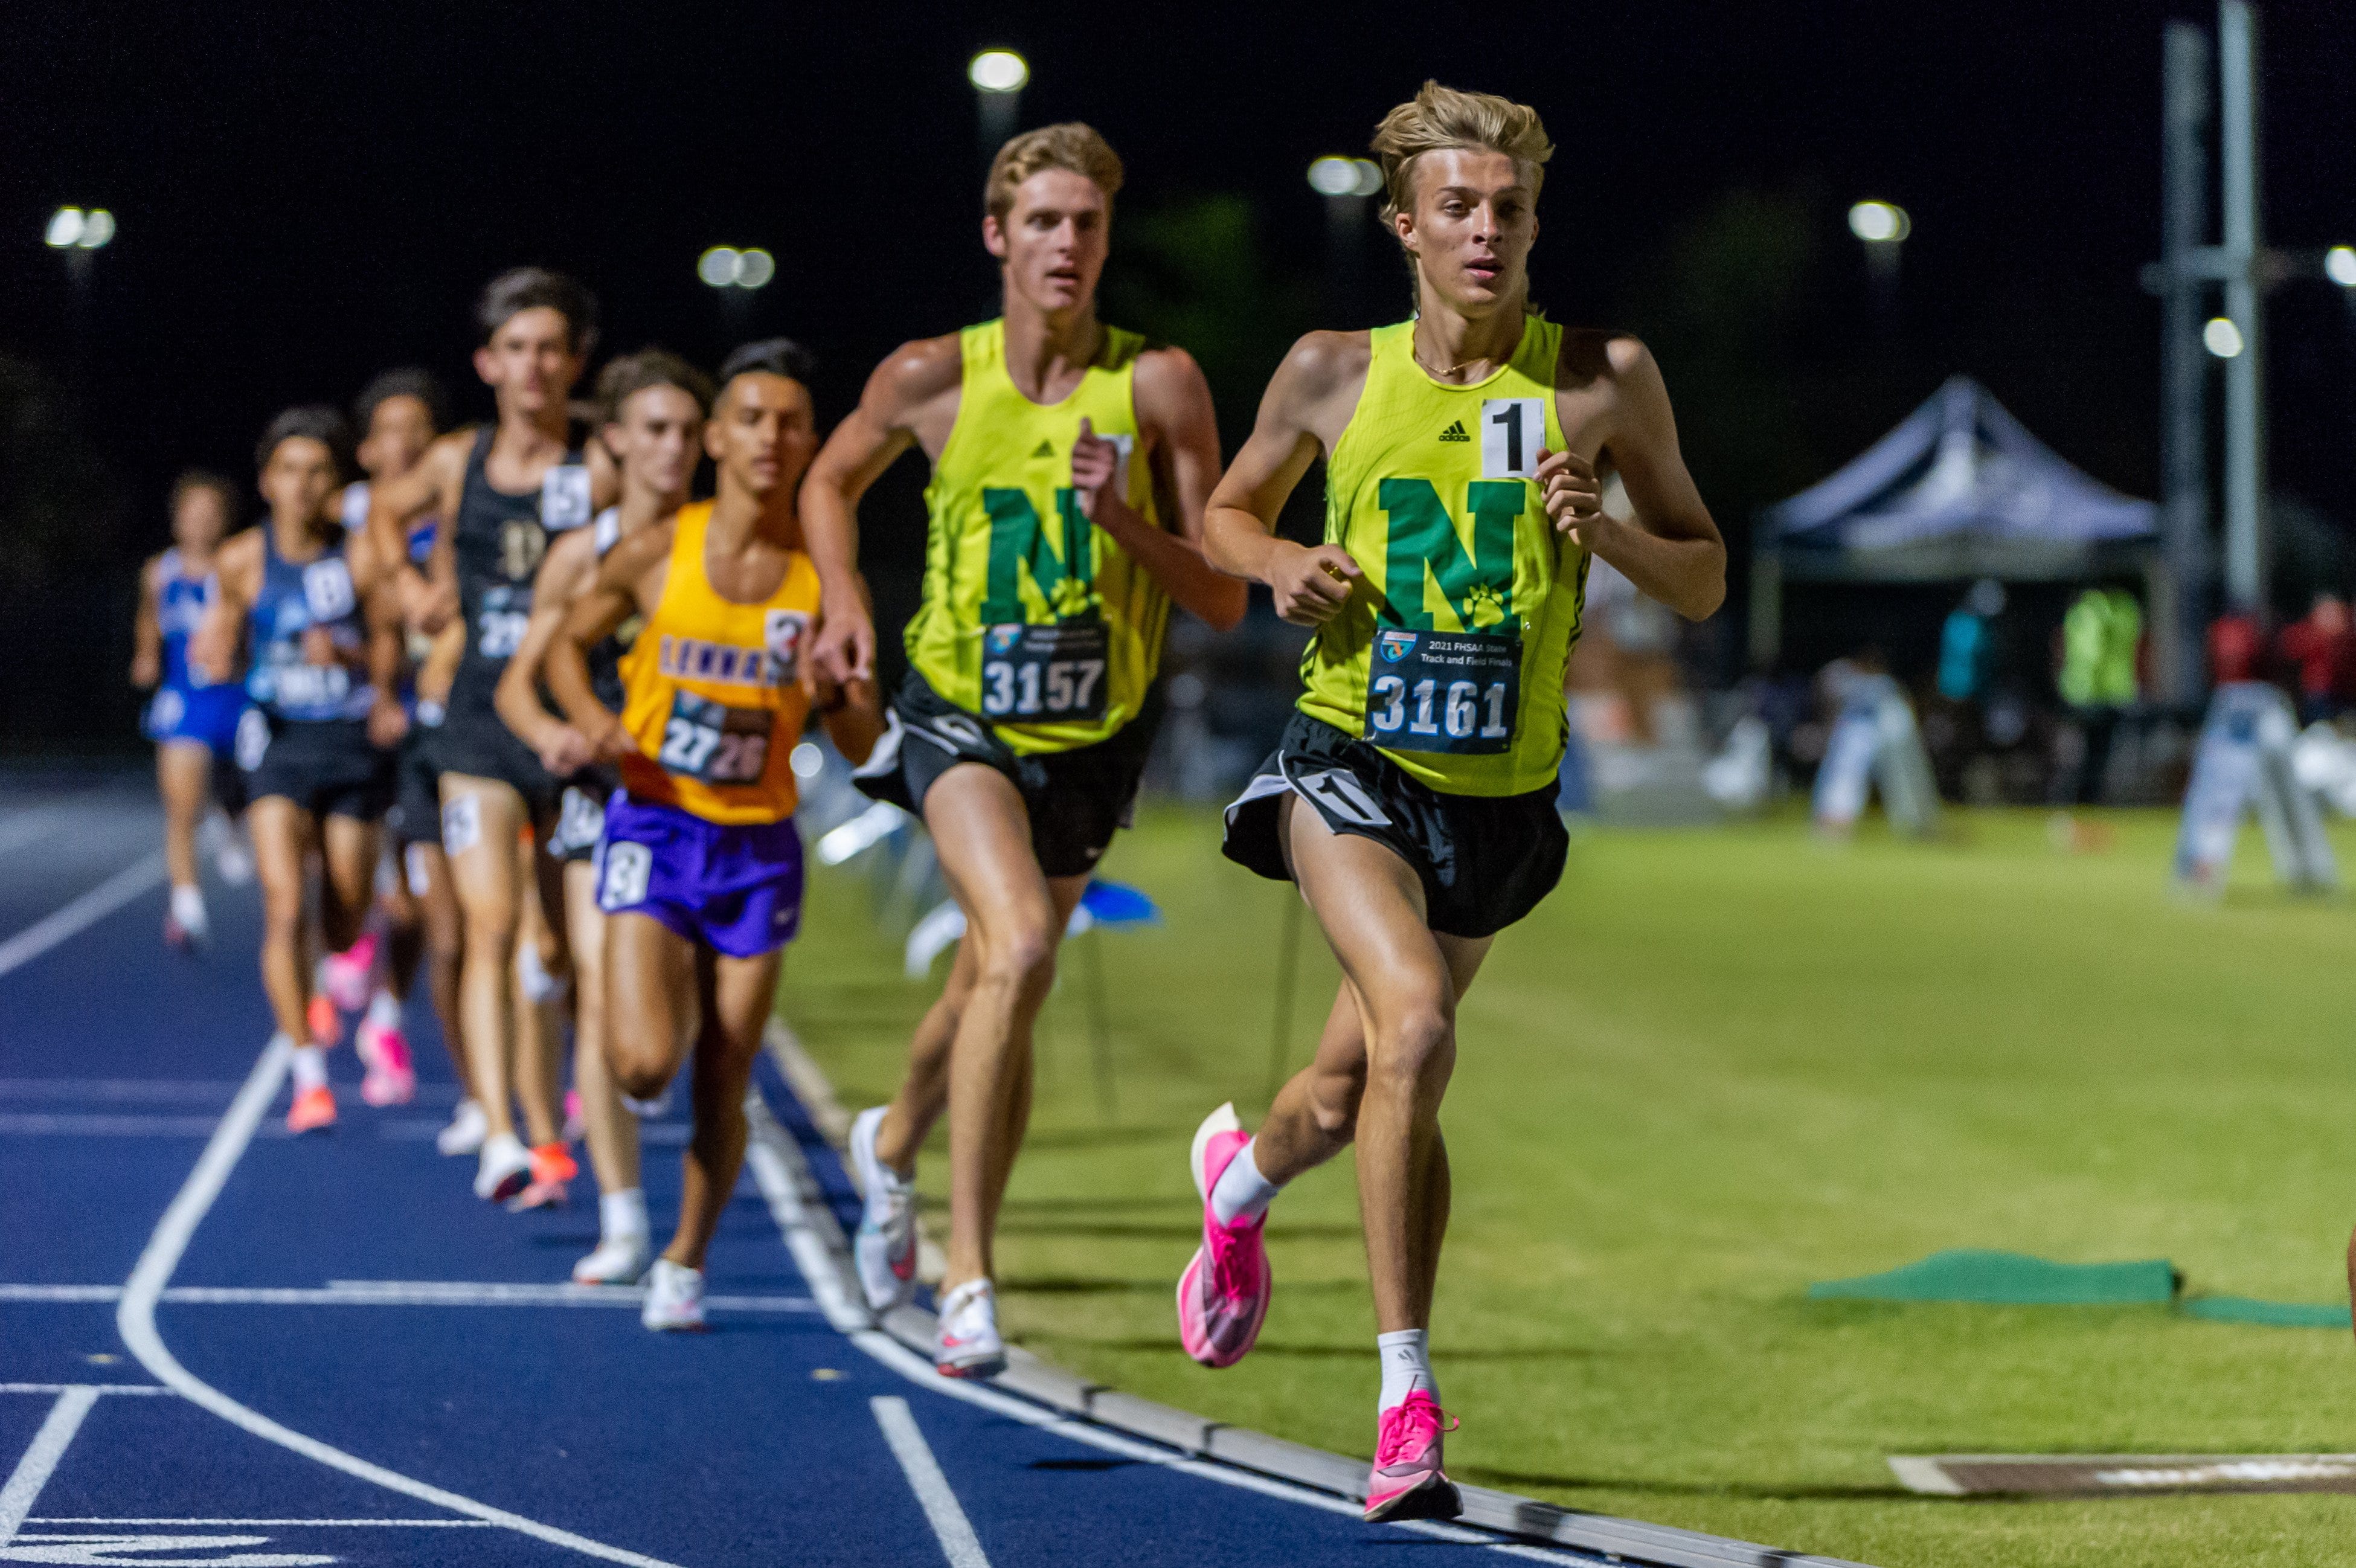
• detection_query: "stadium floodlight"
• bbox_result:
[45,208,84,248]
[735,248,774,289]
[1307,157,1382,199]
[968,49,1028,94]
[698,247,742,288]
[1847,200,1910,244]
[77,209,115,249]
[2327,246,2356,289]
[2203,315,2246,358]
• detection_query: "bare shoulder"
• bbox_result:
[865,333,965,417]
[1131,344,1213,423]
[1282,329,1373,394]
[215,528,265,588]
[141,551,167,588]
[535,525,599,599]
[425,427,478,473]
[599,516,674,590]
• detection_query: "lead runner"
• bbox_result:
[1177,82,1725,1521]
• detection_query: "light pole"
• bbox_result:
[1846,199,1909,316]
[1308,156,1381,317]
[698,245,774,334]
[969,49,1027,165]
[45,207,114,410]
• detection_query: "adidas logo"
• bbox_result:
[1032,439,1054,458]
[1437,420,1469,443]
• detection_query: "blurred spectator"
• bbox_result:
[2209,611,2264,685]
[2057,586,2141,805]
[2275,592,2356,724]
[1936,579,2006,702]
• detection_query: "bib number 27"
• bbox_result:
[657,690,771,785]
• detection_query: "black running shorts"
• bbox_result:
[1221,710,1567,940]
[239,713,396,823]
[853,670,1160,879]
[431,693,561,819]
[548,768,618,865]
[387,722,444,848]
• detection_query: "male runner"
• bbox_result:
[133,471,249,948]
[498,347,712,1279]
[195,408,406,1134]
[546,340,879,1330]
[803,124,1241,1374]
[1173,83,1724,1520]
[368,269,613,1201]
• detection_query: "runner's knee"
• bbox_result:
[1369,1004,1454,1099]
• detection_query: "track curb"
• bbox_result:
[760,1024,1875,1568]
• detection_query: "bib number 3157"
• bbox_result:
[657,690,772,785]
[980,622,1108,722]
[1364,628,1519,755]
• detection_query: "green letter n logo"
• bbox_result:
[981,487,1099,623]
[1376,478,1520,633]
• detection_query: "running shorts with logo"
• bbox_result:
[596,500,817,957]
[241,713,395,821]
[549,765,618,864]
[855,670,1161,879]
[387,707,445,848]
[1221,312,1587,939]
[238,524,393,820]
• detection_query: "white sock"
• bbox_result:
[600,1187,649,1241]
[169,884,208,932]
[289,1043,328,1093]
[1209,1137,1282,1227]
[1377,1329,1436,1413]
[365,991,402,1030]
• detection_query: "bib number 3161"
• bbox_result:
[657,690,772,785]
[980,622,1108,722]
[1364,628,1519,756]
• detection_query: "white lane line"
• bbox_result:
[739,1091,1596,1563]
[871,1396,992,1568]
[0,1113,238,1137]
[0,811,63,861]
[115,1036,690,1568]
[0,1080,243,1103]
[0,1387,100,1546]
[0,1386,169,1396]
[27,1509,497,1518]
[0,850,167,981]
[1,1283,812,1311]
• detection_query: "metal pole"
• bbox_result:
[2219,0,2267,619]
[2158,22,2212,701]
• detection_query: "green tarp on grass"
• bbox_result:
[1810,1249,2179,1305]
[2181,1296,2352,1329]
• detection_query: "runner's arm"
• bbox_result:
[800,339,957,684]
[368,432,466,631]
[1202,333,1366,627]
[130,556,163,688]
[1565,338,1725,622]
[1072,348,1245,631]
[815,676,885,767]
[357,532,409,749]
[495,531,599,774]
[189,532,258,686]
[545,526,670,761]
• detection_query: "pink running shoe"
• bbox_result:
[306,992,341,1049]
[321,934,376,1013]
[354,1020,416,1107]
[1363,1392,1461,1523]
[1175,1102,1271,1369]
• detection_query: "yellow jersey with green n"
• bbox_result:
[901,318,1169,757]
[1297,315,1588,797]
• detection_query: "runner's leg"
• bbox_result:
[248,795,316,1045]
[442,773,528,1145]
[157,742,211,899]
[512,832,568,1149]
[318,813,381,958]
[665,944,782,1271]
[564,860,641,1204]
[411,841,475,1101]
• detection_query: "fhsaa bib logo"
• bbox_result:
[1377,629,1419,664]
[984,625,1022,655]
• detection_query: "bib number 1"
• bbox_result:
[1364,628,1520,755]
[657,690,772,785]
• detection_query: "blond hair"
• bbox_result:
[1370,81,1553,226]
[985,123,1125,222]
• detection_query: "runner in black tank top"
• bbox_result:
[361,268,610,1206]
[493,347,713,1282]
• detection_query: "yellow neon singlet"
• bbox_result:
[1298,315,1588,796]
[902,319,1169,756]
[618,501,820,825]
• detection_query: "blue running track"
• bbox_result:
[0,778,1593,1567]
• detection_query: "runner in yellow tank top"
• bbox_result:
[546,342,882,1332]
[801,124,1244,1377]
[1184,83,1728,1523]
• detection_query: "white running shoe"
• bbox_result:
[573,1230,653,1286]
[202,813,255,886]
[935,1278,1005,1379]
[641,1258,705,1331]
[850,1107,918,1314]
[473,1132,533,1203]
[437,1099,489,1157]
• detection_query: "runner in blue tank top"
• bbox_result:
[132,471,252,949]
[365,268,618,1203]
[196,406,407,1136]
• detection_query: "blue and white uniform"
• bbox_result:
[237,524,394,820]
[143,550,247,753]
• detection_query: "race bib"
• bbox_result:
[1364,628,1519,755]
[978,621,1108,722]
[272,661,353,712]
[302,557,357,623]
[656,690,773,785]
[541,464,593,532]
[476,586,530,660]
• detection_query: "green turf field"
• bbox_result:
[782,804,2356,1568]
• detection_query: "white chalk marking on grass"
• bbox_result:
[115,1036,689,1568]
[738,1082,1594,1563]
[29,1517,492,1527]
[871,1396,992,1568]
[0,1386,99,1545]
[0,850,167,981]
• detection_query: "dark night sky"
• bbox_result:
[5,1,2356,733]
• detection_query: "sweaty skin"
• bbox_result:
[1201,146,1724,1336]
